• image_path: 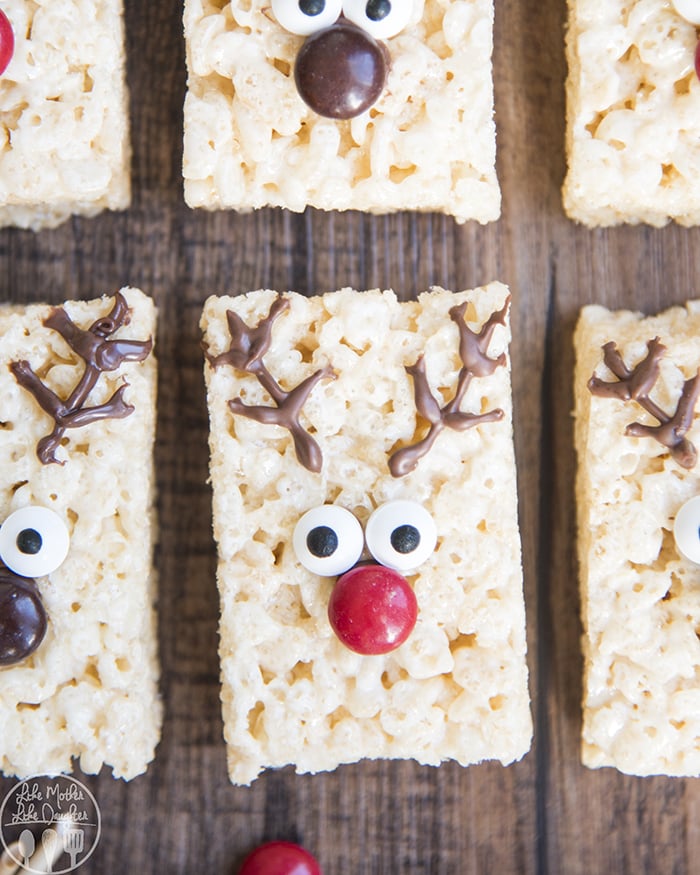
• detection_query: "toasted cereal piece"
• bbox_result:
[563,0,700,226]
[575,301,700,775]
[0,1,130,231]
[0,288,160,779]
[183,0,500,223]
[202,285,531,785]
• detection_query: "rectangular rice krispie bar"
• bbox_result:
[0,288,160,779]
[564,0,700,226]
[0,0,131,231]
[575,302,700,775]
[183,0,500,223]
[202,285,531,785]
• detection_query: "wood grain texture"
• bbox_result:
[1,0,700,872]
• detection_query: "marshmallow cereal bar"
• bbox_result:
[0,0,130,230]
[202,285,531,784]
[183,0,500,223]
[575,301,700,775]
[564,0,700,226]
[0,288,160,779]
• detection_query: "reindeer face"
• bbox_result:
[575,306,700,775]
[0,289,160,779]
[203,286,532,782]
[270,0,415,118]
[0,291,153,669]
[293,499,435,653]
[204,288,513,656]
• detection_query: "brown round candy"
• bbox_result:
[0,571,47,666]
[294,21,388,119]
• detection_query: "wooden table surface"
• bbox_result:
[2,0,700,872]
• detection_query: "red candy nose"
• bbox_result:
[0,10,14,77]
[328,564,417,655]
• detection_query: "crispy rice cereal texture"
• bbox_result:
[564,0,700,226]
[183,0,500,223]
[0,0,131,231]
[0,288,160,779]
[575,302,700,775]
[202,285,531,785]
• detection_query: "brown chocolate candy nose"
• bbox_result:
[294,21,388,119]
[0,570,47,667]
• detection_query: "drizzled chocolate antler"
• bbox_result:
[11,292,153,465]
[588,337,700,469]
[204,296,334,473]
[389,297,510,478]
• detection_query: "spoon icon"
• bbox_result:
[18,830,35,867]
[41,828,58,872]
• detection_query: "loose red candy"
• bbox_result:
[239,842,321,875]
[0,9,14,77]
[328,564,417,655]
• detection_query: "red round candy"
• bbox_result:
[0,9,14,77]
[328,564,417,655]
[239,842,321,875]
[695,40,700,81]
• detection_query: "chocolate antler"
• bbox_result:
[588,337,700,469]
[389,297,509,477]
[11,292,153,465]
[204,296,334,473]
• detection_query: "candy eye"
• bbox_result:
[293,505,364,575]
[365,500,436,572]
[272,0,342,36]
[674,496,700,564]
[342,0,412,39]
[0,507,71,578]
[671,0,700,25]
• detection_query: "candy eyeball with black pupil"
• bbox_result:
[272,0,342,36]
[365,500,436,572]
[293,505,364,575]
[672,0,700,25]
[0,507,70,578]
[342,0,412,39]
[673,495,700,564]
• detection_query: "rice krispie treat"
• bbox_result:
[183,0,500,223]
[564,0,700,226]
[0,288,160,779]
[575,301,700,775]
[202,285,531,785]
[0,1,130,231]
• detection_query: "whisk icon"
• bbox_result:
[40,829,57,871]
